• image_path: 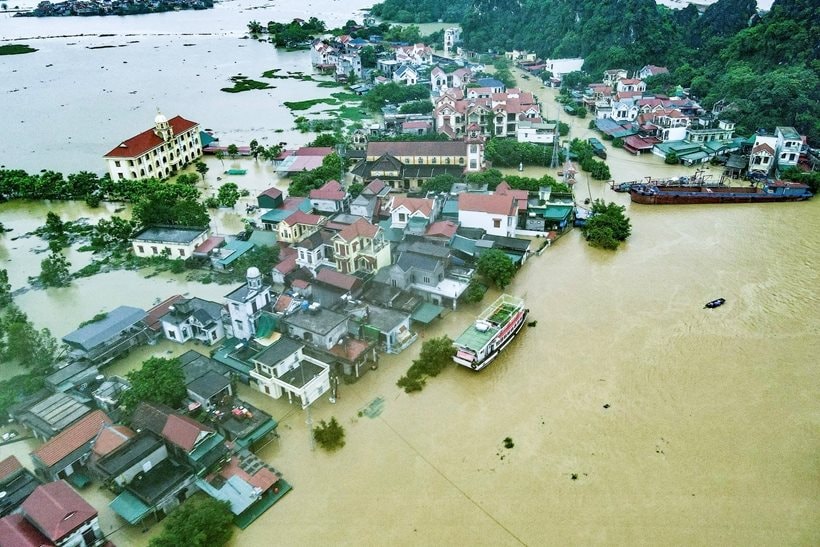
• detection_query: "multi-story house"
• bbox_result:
[224,267,272,341]
[131,226,209,260]
[443,27,461,55]
[336,53,362,79]
[458,193,519,237]
[310,39,339,68]
[775,126,802,169]
[393,65,419,86]
[309,180,349,213]
[749,135,778,175]
[332,218,391,275]
[351,141,477,190]
[434,88,541,139]
[602,69,628,85]
[104,112,202,181]
[277,210,327,244]
[294,230,335,275]
[394,43,433,66]
[159,297,225,346]
[389,196,438,231]
[249,336,331,407]
[616,78,646,93]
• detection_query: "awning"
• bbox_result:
[411,302,444,324]
[67,471,91,489]
[110,491,151,524]
[236,419,278,449]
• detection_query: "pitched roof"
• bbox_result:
[367,140,466,158]
[21,481,97,542]
[0,455,23,482]
[274,294,294,313]
[362,178,387,195]
[92,425,135,457]
[0,513,51,547]
[104,115,197,158]
[130,401,174,436]
[316,268,360,291]
[458,193,517,216]
[309,180,346,201]
[294,147,334,156]
[145,295,185,332]
[282,210,325,227]
[425,220,459,239]
[390,196,434,217]
[336,218,379,241]
[257,187,282,200]
[32,410,112,468]
[62,305,147,351]
[162,414,213,452]
[752,143,775,155]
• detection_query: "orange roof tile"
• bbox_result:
[162,414,212,452]
[0,455,23,481]
[21,481,97,542]
[92,425,135,457]
[104,116,198,158]
[32,410,112,468]
[390,196,434,217]
[458,193,517,216]
[336,218,378,242]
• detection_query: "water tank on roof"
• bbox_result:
[301,301,310,311]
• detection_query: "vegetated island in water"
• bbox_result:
[0,44,39,55]
[14,0,213,17]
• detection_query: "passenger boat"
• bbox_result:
[629,181,812,205]
[453,294,529,371]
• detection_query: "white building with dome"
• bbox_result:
[103,111,202,181]
[224,267,273,341]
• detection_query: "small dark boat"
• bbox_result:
[704,298,726,309]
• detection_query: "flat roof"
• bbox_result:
[253,337,304,367]
[128,458,193,505]
[133,226,207,244]
[285,308,347,336]
[277,360,326,389]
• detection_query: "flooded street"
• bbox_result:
[2,6,819,547]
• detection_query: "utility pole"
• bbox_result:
[550,111,561,168]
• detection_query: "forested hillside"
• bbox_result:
[370,0,820,142]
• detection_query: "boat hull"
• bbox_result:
[629,185,812,205]
[453,308,529,371]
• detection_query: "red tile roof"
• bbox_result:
[193,236,225,255]
[752,143,775,155]
[316,268,360,291]
[363,179,386,195]
[92,425,135,457]
[0,455,23,481]
[104,115,198,158]
[619,78,642,85]
[336,218,378,242]
[291,279,310,289]
[162,414,213,452]
[257,187,283,200]
[0,513,52,547]
[329,338,370,362]
[274,255,297,275]
[495,183,529,211]
[390,196,434,217]
[281,197,309,211]
[32,410,112,468]
[309,180,346,201]
[22,481,97,542]
[282,211,325,227]
[294,147,334,156]
[425,220,458,239]
[274,294,293,313]
[458,193,517,216]
[219,456,278,492]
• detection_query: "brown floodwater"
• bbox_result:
[1,32,818,547]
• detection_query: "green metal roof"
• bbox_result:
[261,209,295,223]
[411,302,444,324]
[216,240,255,267]
[189,433,226,463]
[542,205,573,221]
[110,491,151,524]
[680,151,710,162]
[450,235,477,256]
[236,418,278,449]
[454,322,498,352]
[233,480,292,530]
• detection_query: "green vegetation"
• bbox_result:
[287,153,344,197]
[398,100,433,115]
[370,0,465,23]
[217,183,241,208]
[221,75,274,93]
[78,312,108,328]
[0,304,59,374]
[420,173,459,193]
[223,245,281,283]
[39,252,71,288]
[251,17,326,48]
[120,357,187,416]
[476,249,517,289]
[484,138,558,168]
[569,139,611,180]
[465,168,570,193]
[149,497,234,547]
[0,270,10,309]
[780,167,820,194]
[284,98,339,111]
[582,200,632,251]
[362,83,430,112]
[665,151,679,165]
[397,336,456,393]
[310,133,343,147]
[348,183,364,199]
[0,44,38,55]
[313,417,346,451]
[462,281,488,304]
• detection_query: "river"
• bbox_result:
[1,4,819,546]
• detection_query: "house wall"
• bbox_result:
[58,516,103,547]
[227,289,271,341]
[286,319,348,350]
[162,317,224,346]
[107,127,201,182]
[310,198,344,213]
[459,210,516,237]
[113,444,168,487]
[278,222,320,244]
[516,126,555,144]
[132,231,207,260]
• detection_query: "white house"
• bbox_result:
[516,120,556,144]
[610,100,640,122]
[616,78,646,93]
[443,27,461,55]
[250,336,331,407]
[336,53,362,79]
[603,69,628,85]
[749,135,778,175]
[294,230,334,274]
[395,43,433,65]
[309,180,349,213]
[393,65,419,86]
[637,65,669,80]
[131,226,209,260]
[160,297,225,346]
[775,126,802,169]
[544,58,584,80]
[104,112,202,181]
[458,193,518,237]
[224,268,272,340]
[389,196,437,229]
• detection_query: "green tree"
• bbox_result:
[149,497,233,547]
[476,248,517,289]
[0,269,10,308]
[215,150,225,167]
[360,45,377,68]
[396,335,456,393]
[665,151,679,165]
[313,417,345,451]
[421,174,458,193]
[120,357,187,415]
[217,183,241,208]
[0,305,58,373]
[310,133,341,147]
[39,252,71,287]
[462,281,487,304]
[226,144,239,159]
[582,200,631,250]
[247,20,263,36]
[348,183,364,198]
[195,161,209,181]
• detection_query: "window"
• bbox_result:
[167,330,176,339]
[398,213,407,222]
[117,173,124,180]
[493,219,501,228]
[458,158,465,165]
[178,249,185,257]
[151,246,158,254]
[423,276,431,284]
[137,245,144,253]
[114,160,121,167]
